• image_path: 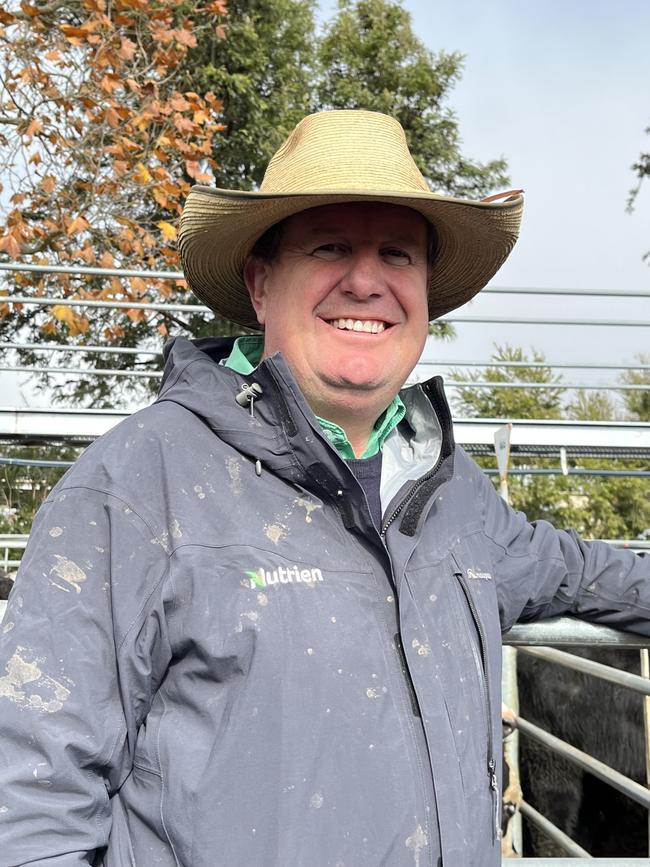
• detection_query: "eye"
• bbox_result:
[311,243,346,260]
[381,248,411,265]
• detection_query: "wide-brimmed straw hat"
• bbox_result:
[178,110,523,329]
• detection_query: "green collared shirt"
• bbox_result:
[224,336,405,459]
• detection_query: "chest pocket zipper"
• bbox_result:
[452,563,502,842]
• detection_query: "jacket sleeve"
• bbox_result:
[475,466,650,634]
[0,485,171,866]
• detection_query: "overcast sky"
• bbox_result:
[318,0,650,390]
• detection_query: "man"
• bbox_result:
[0,110,648,867]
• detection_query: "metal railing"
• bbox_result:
[501,619,650,861]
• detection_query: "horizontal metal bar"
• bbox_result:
[2,409,647,451]
[503,617,650,648]
[0,456,74,467]
[2,294,206,313]
[0,342,161,356]
[3,453,646,478]
[484,469,650,478]
[421,360,650,371]
[515,714,650,808]
[3,264,648,299]
[513,860,650,865]
[447,316,650,327]
[486,285,649,299]
[0,262,185,281]
[518,646,650,696]
[6,346,649,372]
[3,295,650,327]
[0,366,162,379]
[519,799,591,857]
[0,535,28,547]
[4,365,650,390]
[446,382,650,391]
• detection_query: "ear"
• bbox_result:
[243,256,269,327]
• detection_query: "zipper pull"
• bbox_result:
[488,759,502,840]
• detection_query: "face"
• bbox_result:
[244,202,430,423]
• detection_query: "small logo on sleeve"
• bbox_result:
[245,565,324,589]
[467,569,493,581]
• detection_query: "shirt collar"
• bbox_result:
[223,335,405,459]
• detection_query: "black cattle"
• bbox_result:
[517,645,647,856]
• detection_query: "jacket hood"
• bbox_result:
[156,336,359,497]
[155,336,456,534]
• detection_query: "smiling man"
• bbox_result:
[1,110,649,867]
[244,201,431,456]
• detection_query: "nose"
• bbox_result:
[340,250,385,300]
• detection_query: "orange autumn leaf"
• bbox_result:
[157,220,176,240]
[40,175,56,194]
[25,118,43,137]
[67,215,90,236]
[126,307,146,323]
[105,106,121,128]
[206,0,228,13]
[133,162,152,184]
[174,28,196,48]
[119,38,137,60]
[0,234,21,258]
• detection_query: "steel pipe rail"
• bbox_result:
[421,360,650,371]
[0,456,75,467]
[518,800,591,858]
[4,344,649,373]
[504,617,650,648]
[4,365,649,390]
[0,262,186,280]
[513,861,650,865]
[1,365,163,379]
[514,714,650,808]
[518,646,650,696]
[0,535,29,549]
[446,382,650,391]
[2,408,648,451]
[1,342,160,356]
[3,294,650,327]
[3,262,649,299]
[2,294,206,313]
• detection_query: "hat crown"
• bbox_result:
[260,110,430,195]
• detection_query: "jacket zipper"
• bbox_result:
[455,569,502,842]
[379,385,448,539]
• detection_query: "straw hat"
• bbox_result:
[178,110,523,329]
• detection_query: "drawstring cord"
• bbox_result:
[235,382,263,416]
[235,382,264,476]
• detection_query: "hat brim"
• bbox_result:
[178,186,523,330]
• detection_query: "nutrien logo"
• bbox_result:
[245,565,324,589]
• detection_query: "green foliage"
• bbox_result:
[0,445,81,535]
[450,345,650,540]
[619,354,650,421]
[195,0,317,190]
[449,345,563,419]
[317,0,508,197]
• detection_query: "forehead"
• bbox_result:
[283,201,429,244]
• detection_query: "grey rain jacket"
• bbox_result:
[1,336,649,867]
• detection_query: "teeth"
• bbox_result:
[332,319,386,333]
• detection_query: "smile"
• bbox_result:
[327,318,388,333]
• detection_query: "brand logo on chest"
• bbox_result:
[245,565,324,589]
